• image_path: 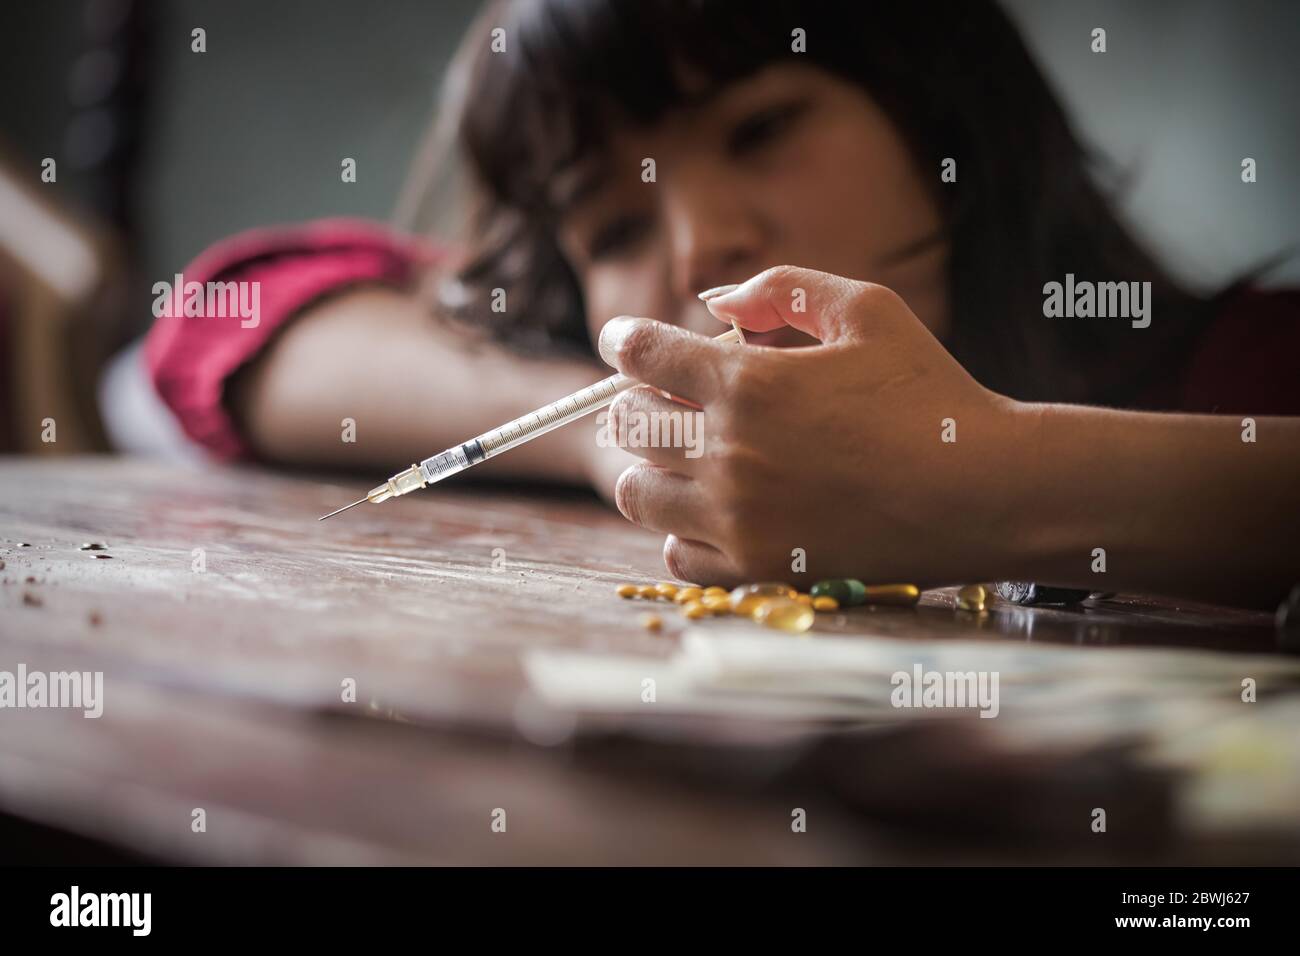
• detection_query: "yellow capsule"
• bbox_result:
[655,583,679,600]
[674,586,703,605]
[754,597,815,633]
[795,593,814,606]
[863,583,922,607]
[701,594,732,614]
[616,584,638,599]
[641,613,663,632]
[812,595,839,611]
[956,584,987,613]
[682,601,711,620]
[703,586,728,598]
[637,585,658,599]
[728,582,798,616]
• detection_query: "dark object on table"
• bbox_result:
[992,582,1094,606]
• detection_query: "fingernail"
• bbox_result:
[696,283,739,301]
[598,316,637,368]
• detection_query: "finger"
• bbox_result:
[662,534,739,587]
[605,387,709,471]
[646,386,703,411]
[701,265,901,345]
[598,316,737,405]
[613,463,715,539]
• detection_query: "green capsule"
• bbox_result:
[810,579,845,603]
[811,579,922,607]
[810,578,868,607]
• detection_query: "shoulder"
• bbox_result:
[182,216,444,282]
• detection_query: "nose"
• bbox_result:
[662,163,764,302]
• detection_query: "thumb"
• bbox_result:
[597,316,733,405]
[702,265,895,344]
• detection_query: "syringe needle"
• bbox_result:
[318,497,368,521]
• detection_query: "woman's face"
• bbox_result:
[552,62,951,349]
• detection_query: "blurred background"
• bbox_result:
[1,0,1297,456]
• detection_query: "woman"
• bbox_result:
[146,0,1299,608]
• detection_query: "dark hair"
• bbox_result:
[422,0,1231,404]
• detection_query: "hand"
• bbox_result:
[599,265,1030,587]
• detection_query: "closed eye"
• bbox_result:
[727,98,810,156]
[587,214,651,261]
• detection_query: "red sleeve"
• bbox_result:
[143,218,442,460]
[1176,289,1300,417]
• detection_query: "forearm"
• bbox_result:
[1005,402,1300,608]
[229,286,600,486]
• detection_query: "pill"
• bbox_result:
[812,595,839,611]
[795,593,813,606]
[674,586,703,605]
[864,584,921,607]
[754,597,815,633]
[682,601,710,619]
[956,584,987,612]
[641,613,663,632]
[701,594,732,613]
[637,585,658,599]
[655,582,679,600]
[703,586,728,598]
[809,579,845,602]
[616,584,638,598]
[810,579,866,606]
[728,582,797,616]
[79,542,108,551]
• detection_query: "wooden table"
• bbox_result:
[1,457,1295,864]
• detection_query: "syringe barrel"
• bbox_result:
[476,372,634,458]
[417,372,634,485]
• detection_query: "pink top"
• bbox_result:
[145,219,1300,459]
[143,218,442,460]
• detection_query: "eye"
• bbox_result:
[587,214,650,261]
[727,99,809,156]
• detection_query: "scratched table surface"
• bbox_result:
[1,456,1296,865]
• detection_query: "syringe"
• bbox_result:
[319,325,745,520]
